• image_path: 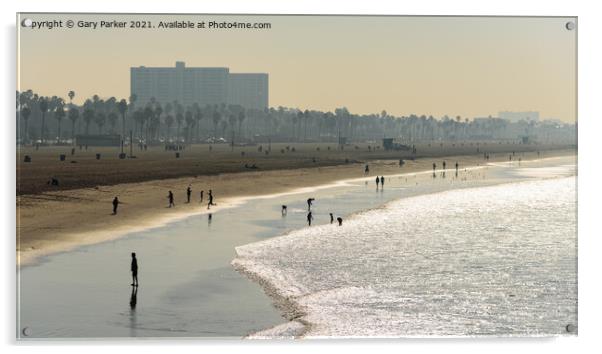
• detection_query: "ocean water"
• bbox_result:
[234,175,577,337]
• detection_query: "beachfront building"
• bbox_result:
[130,61,269,110]
[227,73,269,110]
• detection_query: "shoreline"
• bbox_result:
[233,167,577,339]
[17,149,575,266]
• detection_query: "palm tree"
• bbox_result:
[237,111,246,141]
[68,90,75,107]
[175,106,184,142]
[193,103,202,142]
[21,106,32,143]
[108,112,118,134]
[68,107,79,144]
[95,113,106,133]
[212,111,221,138]
[117,99,128,138]
[54,104,66,143]
[82,107,94,135]
[38,97,49,144]
[165,114,174,141]
[185,110,194,143]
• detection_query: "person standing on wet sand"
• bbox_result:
[186,185,192,203]
[131,252,139,286]
[307,211,313,226]
[112,196,120,215]
[168,191,175,208]
[380,176,385,187]
[433,162,436,172]
[375,176,380,188]
[330,213,334,224]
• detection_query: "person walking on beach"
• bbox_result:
[442,161,446,170]
[337,217,343,226]
[307,211,313,226]
[199,190,204,203]
[380,176,385,187]
[131,252,139,286]
[375,176,380,188]
[455,162,459,171]
[364,164,370,174]
[168,191,175,208]
[330,213,334,224]
[433,162,436,172]
[112,196,120,215]
[307,198,315,211]
[186,185,192,203]
[208,190,215,209]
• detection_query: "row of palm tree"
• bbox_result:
[16,89,576,146]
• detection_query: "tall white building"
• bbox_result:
[130,62,268,110]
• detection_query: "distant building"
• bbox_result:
[130,61,268,110]
[227,73,269,110]
[498,111,540,123]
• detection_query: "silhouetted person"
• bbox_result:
[282,205,287,215]
[433,162,436,172]
[330,213,334,224]
[129,286,138,309]
[131,252,138,286]
[208,213,212,224]
[307,198,315,210]
[380,176,385,187]
[375,176,380,188]
[168,191,175,208]
[186,185,192,203]
[208,189,214,208]
[112,196,120,215]
[337,217,343,226]
[455,162,459,171]
[307,211,313,226]
[443,161,446,170]
[364,164,369,174]
[199,190,204,203]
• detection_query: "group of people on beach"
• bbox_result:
[111,186,216,215]
[171,186,214,209]
[282,198,344,227]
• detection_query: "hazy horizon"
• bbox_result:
[18,14,576,122]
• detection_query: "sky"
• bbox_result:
[17,14,576,122]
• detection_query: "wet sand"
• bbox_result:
[18,152,575,338]
[17,148,573,265]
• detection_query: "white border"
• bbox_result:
[3,1,600,353]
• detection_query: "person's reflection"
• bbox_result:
[129,285,138,336]
[130,285,138,309]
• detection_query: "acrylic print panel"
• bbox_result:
[16,13,577,339]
